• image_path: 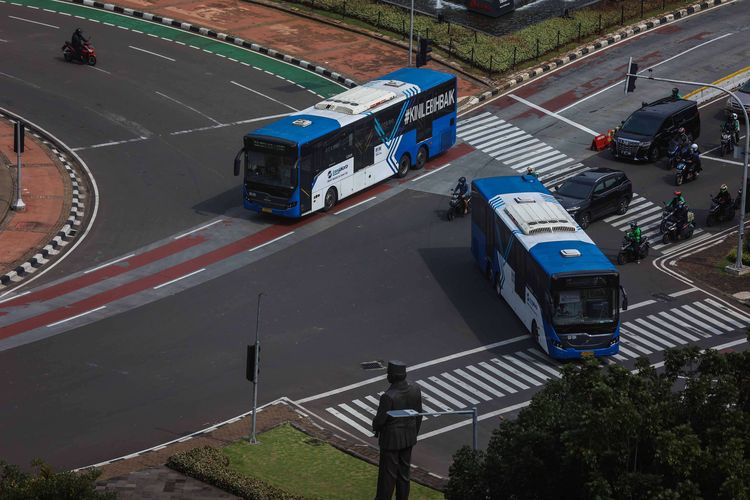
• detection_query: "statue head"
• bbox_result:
[387,360,407,383]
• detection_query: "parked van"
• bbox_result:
[612,98,700,162]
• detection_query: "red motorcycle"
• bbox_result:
[62,40,96,66]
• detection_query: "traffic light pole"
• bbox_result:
[626,70,750,274]
[249,292,262,444]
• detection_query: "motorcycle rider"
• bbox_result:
[715,184,733,218]
[525,166,538,179]
[725,113,741,145]
[683,143,702,174]
[675,127,691,147]
[667,190,685,210]
[625,221,643,263]
[454,176,470,215]
[71,28,87,57]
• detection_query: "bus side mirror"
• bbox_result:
[620,285,628,311]
[233,148,243,177]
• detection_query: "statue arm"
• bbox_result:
[372,392,392,434]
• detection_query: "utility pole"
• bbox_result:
[248,292,263,443]
[12,121,25,211]
[408,0,414,66]
[625,66,750,274]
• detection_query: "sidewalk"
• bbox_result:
[0,118,70,290]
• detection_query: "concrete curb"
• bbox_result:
[468,0,735,108]
[684,65,750,104]
[65,0,358,89]
[0,114,86,291]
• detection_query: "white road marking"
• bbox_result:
[0,291,30,305]
[129,45,175,62]
[333,196,377,215]
[153,268,206,290]
[0,38,8,42]
[47,306,106,327]
[248,232,295,252]
[89,66,110,75]
[71,136,148,151]
[622,299,656,312]
[155,91,220,125]
[84,254,135,274]
[509,94,599,136]
[701,155,745,166]
[8,15,59,28]
[174,219,224,239]
[230,80,299,112]
[410,163,452,182]
[170,112,295,136]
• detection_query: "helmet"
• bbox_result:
[458,176,466,184]
[732,113,738,120]
[691,144,698,152]
[526,166,535,174]
[630,221,637,230]
[75,28,82,34]
[674,190,682,197]
[678,127,685,134]
[720,184,728,193]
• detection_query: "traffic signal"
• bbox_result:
[416,38,432,68]
[624,58,638,94]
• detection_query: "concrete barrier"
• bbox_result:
[684,66,750,105]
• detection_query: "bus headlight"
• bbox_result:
[609,336,619,346]
[551,338,563,349]
[286,201,298,209]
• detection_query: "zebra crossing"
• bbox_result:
[456,112,587,188]
[603,194,704,251]
[324,297,750,437]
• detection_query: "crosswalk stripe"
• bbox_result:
[604,198,653,223]
[456,111,491,127]
[417,379,465,409]
[621,327,665,351]
[496,144,552,163]
[633,318,688,344]
[326,407,374,436]
[617,343,640,358]
[516,351,561,377]
[471,125,517,147]
[543,166,585,187]
[610,205,662,227]
[339,403,372,425]
[647,314,701,342]
[442,372,492,401]
[420,391,453,412]
[681,304,734,331]
[491,358,541,386]
[457,119,505,139]
[473,363,525,392]
[456,115,496,133]
[693,301,746,328]
[530,157,577,175]
[525,348,563,368]
[365,395,380,406]
[623,323,676,349]
[486,137,539,155]
[454,368,505,398]
[430,376,480,405]
[539,161,583,181]
[620,336,652,355]
[668,308,722,335]
[613,353,628,361]
[655,230,711,252]
[657,311,711,338]
[704,298,750,323]
[352,399,377,416]
[510,151,564,170]
[503,355,551,381]
[485,131,530,152]
[461,122,513,142]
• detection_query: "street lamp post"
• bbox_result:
[408,0,414,66]
[627,70,750,274]
[388,408,478,450]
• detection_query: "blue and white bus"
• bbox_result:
[233,67,458,218]
[471,175,627,359]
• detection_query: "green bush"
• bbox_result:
[725,247,750,267]
[167,446,306,499]
[0,459,114,500]
[283,0,697,74]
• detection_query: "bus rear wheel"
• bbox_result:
[396,154,411,178]
[414,146,428,170]
[323,187,337,212]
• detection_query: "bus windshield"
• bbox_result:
[244,137,297,189]
[551,274,617,331]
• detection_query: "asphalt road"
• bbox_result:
[1,0,750,480]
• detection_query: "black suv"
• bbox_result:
[612,97,700,162]
[553,168,633,229]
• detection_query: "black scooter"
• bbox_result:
[447,189,471,221]
[706,194,736,226]
[617,234,649,265]
[719,125,734,157]
[661,211,695,244]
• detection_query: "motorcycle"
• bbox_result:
[617,234,649,265]
[659,205,676,234]
[62,39,97,66]
[705,194,736,226]
[674,157,700,186]
[446,189,471,221]
[719,126,734,157]
[666,138,690,170]
[661,210,695,244]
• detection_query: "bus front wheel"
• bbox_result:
[414,146,428,170]
[323,187,338,212]
[396,154,411,178]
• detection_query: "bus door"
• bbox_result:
[299,148,313,213]
[354,119,375,191]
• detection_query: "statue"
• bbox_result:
[372,360,423,500]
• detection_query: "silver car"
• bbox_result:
[726,79,750,115]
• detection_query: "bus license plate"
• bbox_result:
[581,351,594,358]
[262,207,273,214]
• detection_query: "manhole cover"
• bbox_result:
[360,360,385,371]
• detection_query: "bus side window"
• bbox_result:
[323,131,353,168]
[375,107,401,143]
[354,121,375,171]
[512,245,526,301]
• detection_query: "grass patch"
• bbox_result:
[223,423,443,500]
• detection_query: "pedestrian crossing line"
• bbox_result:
[495,144,551,163]
[647,314,701,342]
[604,198,651,223]
[525,347,563,368]
[420,391,453,412]
[503,355,552,381]
[621,327,666,351]
[462,122,512,142]
[430,376,481,405]
[491,358,542,386]
[453,368,506,398]
[620,336,652,355]
[669,307,724,336]
[417,379,467,409]
[472,125,518,147]
[516,351,561,378]
[538,159,580,178]
[543,166,584,188]
[633,318,689,344]
[326,407,374,437]
[474,362,526,392]
[704,298,750,323]
[353,398,376,415]
[487,137,539,156]
[485,132,531,153]
[693,302,745,328]
[457,113,495,131]
[682,304,734,331]
[657,231,713,253]
[657,311,711,339]
[339,402,372,425]
[457,111,491,128]
[442,372,493,401]
[365,395,380,406]
[611,205,663,227]
[511,151,565,170]
[623,323,676,349]
[613,352,628,361]
[617,343,640,358]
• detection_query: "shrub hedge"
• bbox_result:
[166,446,307,499]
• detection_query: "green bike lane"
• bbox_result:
[2,0,346,98]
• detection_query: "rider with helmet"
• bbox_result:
[626,221,643,262]
[685,143,702,174]
[716,184,732,217]
[525,166,538,179]
[725,113,741,145]
[71,28,87,57]
[455,176,470,214]
[667,190,685,210]
[675,127,691,147]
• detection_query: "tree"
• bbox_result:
[0,459,115,499]
[447,342,750,500]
